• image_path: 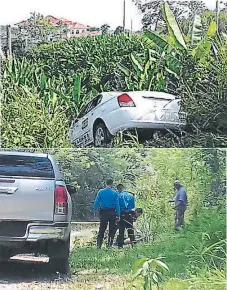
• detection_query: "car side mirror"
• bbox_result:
[66,184,77,195]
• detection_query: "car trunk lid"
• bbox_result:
[128,91,180,121]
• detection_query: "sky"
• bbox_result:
[0,0,218,31]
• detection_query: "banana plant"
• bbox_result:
[162,2,187,50]
[3,57,41,87]
[190,14,203,46]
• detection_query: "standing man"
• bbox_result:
[173,180,188,231]
[117,184,136,248]
[93,179,120,249]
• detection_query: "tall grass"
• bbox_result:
[70,207,226,289]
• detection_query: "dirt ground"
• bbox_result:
[0,227,101,290]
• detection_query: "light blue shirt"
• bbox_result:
[119,191,135,212]
[93,188,120,216]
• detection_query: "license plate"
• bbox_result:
[178,112,187,122]
[161,112,178,121]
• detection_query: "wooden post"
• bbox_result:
[123,0,126,32]
[6,25,12,59]
[216,0,220,33]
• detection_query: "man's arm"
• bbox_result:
[116,195,120,217]
[93,191,101,213]
[132,195,135,209]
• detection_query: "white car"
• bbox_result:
[69,91,187,147]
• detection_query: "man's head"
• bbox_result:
[117,184,124,193]
[135,208,143,218]
[106,179,114,188]
[174,180,182,190]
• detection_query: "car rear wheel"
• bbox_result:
[49,238,70,274]
[94,122,112,147]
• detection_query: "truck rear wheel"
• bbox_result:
[49,238,70,274]
[50,255,69,274]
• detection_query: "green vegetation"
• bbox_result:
[63,148,225,289]
[70,208,225,289]
[1,3,227,148]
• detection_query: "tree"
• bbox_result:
[88,27,100,32]
[57,20,68,39]
[202,9,227,34]
[14,12,57,55]
[132,0,207,31]
[100,23,110,34]
[114,26,124,34]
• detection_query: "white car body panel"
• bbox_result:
[69,91,187,147]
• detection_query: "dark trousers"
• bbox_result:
[97,208,117,248]
[118,211,135,248]
[175,204,187,229]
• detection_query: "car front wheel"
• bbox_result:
[94,122,112,147]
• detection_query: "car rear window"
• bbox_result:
[142,96,173,101]
[0,155,55,178]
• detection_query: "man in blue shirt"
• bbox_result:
[173,180,188,231]
[117,184,136,248]
[93,179,120,248]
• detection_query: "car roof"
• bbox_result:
[0,151,48,158]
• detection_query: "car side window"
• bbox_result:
[95,94,102,107]
[78,103,90,118]
[78,95,103,118]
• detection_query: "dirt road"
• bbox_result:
[0,227,99,290]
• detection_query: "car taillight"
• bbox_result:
[54,186,68,215]
[118,93,135,107]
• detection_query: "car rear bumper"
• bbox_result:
[130,120,186,129]
[27,225,67,241]
[0,222,69,242]
[111,120,186,134]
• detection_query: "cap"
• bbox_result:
[174,180,181,185]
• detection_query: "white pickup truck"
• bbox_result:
[0,151,77,274]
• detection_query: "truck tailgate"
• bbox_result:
[0,154,56,221]
[0,178,55,221]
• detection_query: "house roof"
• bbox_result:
[16,15,89,29]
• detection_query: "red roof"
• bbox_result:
[72,23,88,29]
[16,15,89,29]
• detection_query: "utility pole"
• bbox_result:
[216,0,220,33]
[123,0,126,32]
[6,25,12,59]
[131,19,133,33]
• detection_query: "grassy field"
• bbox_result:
[68,208,226,290]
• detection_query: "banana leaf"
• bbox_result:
[73,74,81,105]
[144,31,169,50]
[190,14,203,46]
[163,2,187,50]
